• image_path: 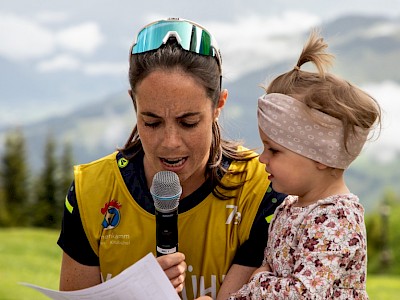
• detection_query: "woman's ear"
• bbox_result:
[128,89,137,111]
[128,89,133,99]
[214,89,228,119]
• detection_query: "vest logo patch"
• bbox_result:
[118,157,129,168]
[101,200,122,230]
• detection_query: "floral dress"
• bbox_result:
[228,194,368,299]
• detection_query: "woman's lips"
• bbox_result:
[161,157,187,170]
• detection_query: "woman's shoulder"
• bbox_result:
[228,153,266,178]
[76,151,118,166]
[74,151,119,174]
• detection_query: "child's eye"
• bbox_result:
[269,148,278,154]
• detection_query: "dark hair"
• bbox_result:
[120,42,255,199]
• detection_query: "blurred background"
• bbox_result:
[1,0,400,298]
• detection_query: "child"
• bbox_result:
[227,30,381,299]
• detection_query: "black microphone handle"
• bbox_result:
[155,208,178,257]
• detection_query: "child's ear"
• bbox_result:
[315,162,329,170]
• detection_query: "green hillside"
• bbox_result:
[346,153,400,212]
[0,228,399,299]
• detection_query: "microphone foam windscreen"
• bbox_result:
[150,171,182,212]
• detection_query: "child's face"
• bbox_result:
[258,128,320,197]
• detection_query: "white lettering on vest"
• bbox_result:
[226,205,241,224]
[180,265,225,300]
[200,275,216,299]
[101,273,113,282]
[100,233,131,245]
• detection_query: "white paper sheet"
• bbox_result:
[20,252,181,300]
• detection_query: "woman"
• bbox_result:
[57,18,284,300]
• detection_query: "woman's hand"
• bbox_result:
[250,263,272,279]
[157,252,187,293]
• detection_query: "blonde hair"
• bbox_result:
[264,29,382,152]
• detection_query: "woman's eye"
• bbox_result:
[180,121,199,128]
[144,122,160,128]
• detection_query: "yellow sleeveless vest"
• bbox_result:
[74,151,270,299]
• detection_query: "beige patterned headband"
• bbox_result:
[257,93,370,169]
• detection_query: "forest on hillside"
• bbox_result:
[1,128,400,275]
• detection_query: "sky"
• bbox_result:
[1,0,399,79]
[1,0,400,158]
[2,0,399,79]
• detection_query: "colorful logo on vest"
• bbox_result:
[101,200,122,229]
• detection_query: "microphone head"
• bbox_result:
[150,171,182,212]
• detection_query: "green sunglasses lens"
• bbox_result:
[131,20,215,57]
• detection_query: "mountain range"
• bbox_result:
[1,14,400,212]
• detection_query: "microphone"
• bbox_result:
[150,171,182,257]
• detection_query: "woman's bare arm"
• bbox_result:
[216,264,255,300]
[59,251,101,291]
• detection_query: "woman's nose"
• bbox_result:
[161,126,181,148]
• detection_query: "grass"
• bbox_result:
[1,228,400,299]
[0,228,61,300]
[367,274,400,299]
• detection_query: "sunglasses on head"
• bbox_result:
[131,17,222,72]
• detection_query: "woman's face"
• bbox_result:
[135,69,226,197]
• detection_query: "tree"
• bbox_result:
[366,189,400,274]
[32,134,60,228]
[0,128,30,226]
[59,141,74,198]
